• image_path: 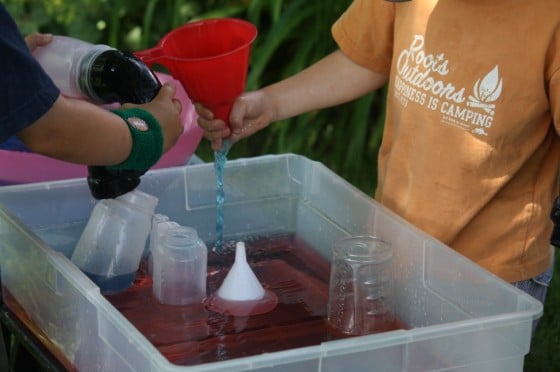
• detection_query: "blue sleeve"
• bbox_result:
[0,4,60,144]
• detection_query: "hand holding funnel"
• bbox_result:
[135,18,257,127]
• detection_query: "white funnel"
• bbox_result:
[217,242,265,301]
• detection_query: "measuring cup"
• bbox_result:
[135,18,257,126]
[327,236,394,335]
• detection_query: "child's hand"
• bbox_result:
[25,32,53,52]
[194,103,231,151]
[124,82,184,152]
[195,90,275,151]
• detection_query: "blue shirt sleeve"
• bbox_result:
[0,4,60,144]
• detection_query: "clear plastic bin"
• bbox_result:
[0,154,542,371]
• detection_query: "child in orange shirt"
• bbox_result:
[196,1,558,308]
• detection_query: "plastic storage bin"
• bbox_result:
[0,154,542,371]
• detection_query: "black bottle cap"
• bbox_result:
[87,166,146,199]
[85,50,162,104]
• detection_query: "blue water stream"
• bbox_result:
[213,139,232,254]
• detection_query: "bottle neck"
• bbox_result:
[165,226,200,249]
[77,45,114,102]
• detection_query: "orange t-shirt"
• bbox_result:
[332,0,560,282]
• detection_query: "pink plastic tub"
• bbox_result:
[0,72,202,185]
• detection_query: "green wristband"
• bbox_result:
[107,108,164,171]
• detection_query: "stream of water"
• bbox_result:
[213,139,232,254]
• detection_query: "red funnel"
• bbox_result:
[135,18,257,126]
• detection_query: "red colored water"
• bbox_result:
[3,234,408,368]
[105,235,407,366]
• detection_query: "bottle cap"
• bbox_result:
[81,49,161,104]
[87,166,144,199]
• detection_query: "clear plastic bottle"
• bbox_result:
[151,224,208,306]
[70,189,159,294]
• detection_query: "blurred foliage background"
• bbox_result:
[2,0,386,196]
[2,0,559,370]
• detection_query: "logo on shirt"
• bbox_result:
[468,66,502,116]
[393,35,503,137]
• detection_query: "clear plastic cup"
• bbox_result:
[151,224,208,306]
[70,190,158,294]
[327,235,394,335]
